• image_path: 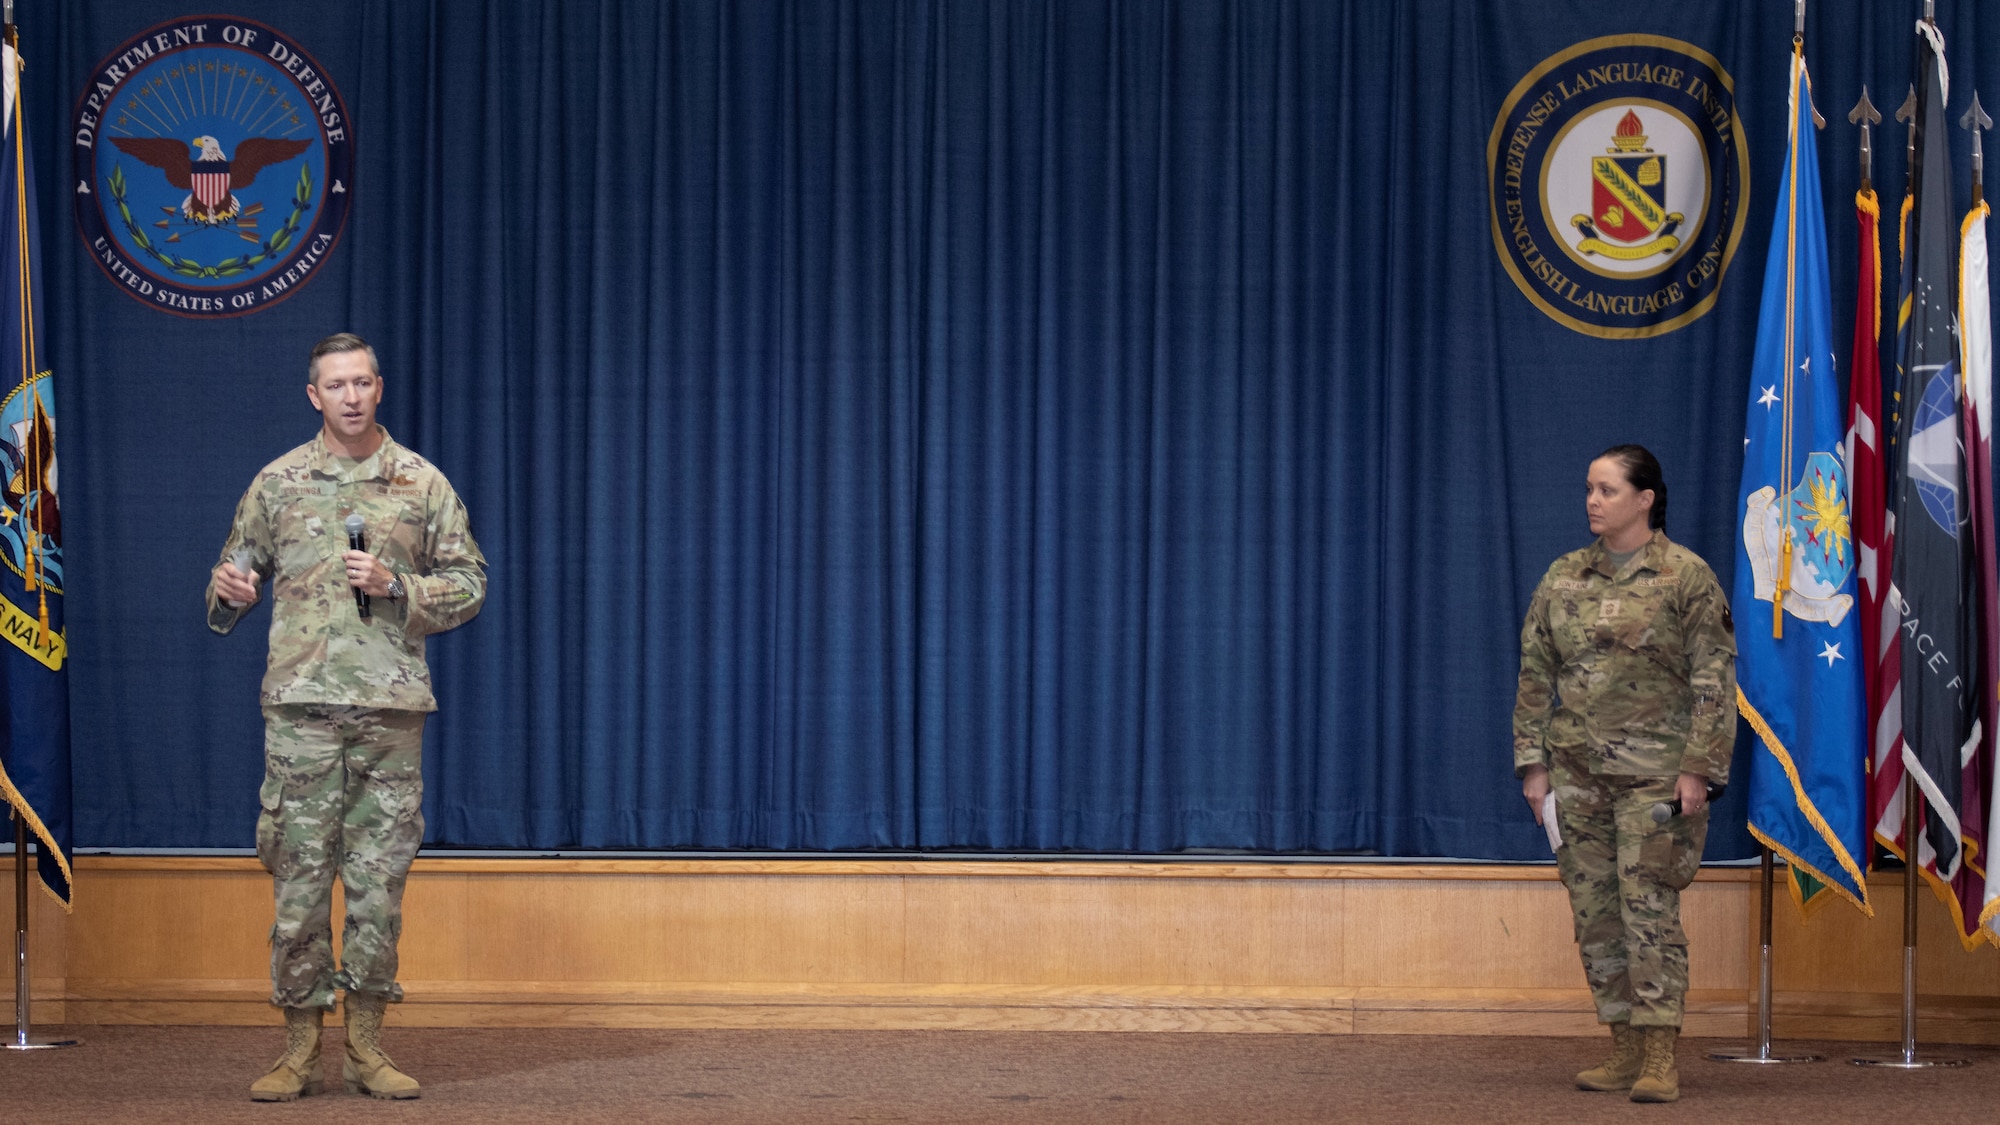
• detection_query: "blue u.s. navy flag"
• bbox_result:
[0,32,73,909]
[1731,50,1870,914]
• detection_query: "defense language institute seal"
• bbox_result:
[1488,35,1748,339]
[72,17,353,318]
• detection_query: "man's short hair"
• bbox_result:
[308,333,379,384]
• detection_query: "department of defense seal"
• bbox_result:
[72,17,353,318]
[1488,35,1748,339]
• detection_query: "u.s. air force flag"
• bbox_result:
[1732,49,1870,914]
[0,30,73,909]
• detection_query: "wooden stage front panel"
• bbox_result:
[6,857,1996,1039]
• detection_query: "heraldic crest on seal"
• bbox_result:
[1571,109,1684,261]
[1488,35,1749,339]
[72,17,353,318]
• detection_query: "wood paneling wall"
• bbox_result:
[3,857,1994,1040]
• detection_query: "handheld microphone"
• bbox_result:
[224,548,256,608]
[1650,780,1726,823]
[344,513,370,619]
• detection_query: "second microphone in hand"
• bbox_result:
[344,512,370,619]
[1650,779,1726,824]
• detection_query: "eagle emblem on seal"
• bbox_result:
[108,134,310,226]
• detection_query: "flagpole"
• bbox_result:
[1851,785,1966,1067]
[1708,847,1823,1063]
[1966,94,1992,207]
[1850,88,1880,196]
[1962,92,1999,950]
[6,813,73,1049]
[1852,1,1973,1069]
[1717,5,1844,1063]
[0,0,78,1057]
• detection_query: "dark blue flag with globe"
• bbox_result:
[1890,22,1977,884]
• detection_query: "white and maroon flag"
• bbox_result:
[1963,188,1999,946]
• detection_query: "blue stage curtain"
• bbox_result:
[36,1,2000,857]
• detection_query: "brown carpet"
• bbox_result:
[2,1027,1996,1123]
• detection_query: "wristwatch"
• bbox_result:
[384,575,407,602]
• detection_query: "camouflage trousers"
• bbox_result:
[257,704,426,1011]
[1550,761,1708,1029]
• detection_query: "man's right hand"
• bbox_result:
[215,561,261,608]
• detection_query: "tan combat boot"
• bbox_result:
[1628,1026,1681,1103]
[1574,1022,1645,1091]
[248,1006,324,1101]
[342,992,422,1099]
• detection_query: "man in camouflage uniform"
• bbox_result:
[209,333,486,1102]
[1514,448,1735,1104]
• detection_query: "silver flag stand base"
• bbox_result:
[1849,942,1966,1069]
[1851,1052,1969,1069]
[1708,848,1823,1065]
[1851,788,1964,1069]
[5,1034,80,1051]
[1711,1044,1824,1064]
[9,814,79,1051]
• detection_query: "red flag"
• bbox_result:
[1868,190,1907,860]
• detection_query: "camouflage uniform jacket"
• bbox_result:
[206,428,486,711]
[1513,530,1736,782]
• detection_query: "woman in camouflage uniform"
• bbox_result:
[1512,445,1736,1105]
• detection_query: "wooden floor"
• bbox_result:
[7,856,1998,1041]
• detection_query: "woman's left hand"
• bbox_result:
[1521,765,1551,825]
[1675,772,1709,815]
